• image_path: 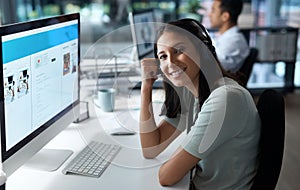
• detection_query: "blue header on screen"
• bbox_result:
[2,23,78,64]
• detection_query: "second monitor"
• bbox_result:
[129,9,156,60]
[129,9,163,89]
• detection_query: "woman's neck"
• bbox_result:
[185,74,199,97]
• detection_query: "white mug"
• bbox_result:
[97,88,116,112]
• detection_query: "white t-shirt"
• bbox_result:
[165,77,261,189]
[212,26,250,73]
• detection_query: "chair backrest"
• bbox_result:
[239,48,258,87]
[251,89,285,190]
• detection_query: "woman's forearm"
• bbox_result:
[139,83,162,158]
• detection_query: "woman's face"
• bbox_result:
[156,31,200,88]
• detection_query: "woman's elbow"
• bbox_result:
[159,176,175,186]
[142,152,156,159]
[158,166,177,186]
[142,148,160,159]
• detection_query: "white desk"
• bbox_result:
[6,90,189,190]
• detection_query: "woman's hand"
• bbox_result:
[140,58,160,87]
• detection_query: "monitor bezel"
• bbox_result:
[0,13,80,175]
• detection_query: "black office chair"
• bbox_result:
[238,48,258,87]
[251,89,285,190]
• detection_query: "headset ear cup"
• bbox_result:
[180,18,219,61]
[191,19,217,58]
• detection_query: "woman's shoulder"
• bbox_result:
[210,77,253,104]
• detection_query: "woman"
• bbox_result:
[139,18,261,189]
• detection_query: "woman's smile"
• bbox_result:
[168,67,187,78]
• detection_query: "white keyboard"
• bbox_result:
[62,141,121,178]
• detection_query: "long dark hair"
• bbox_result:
[154,18,234,118]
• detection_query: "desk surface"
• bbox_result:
[6,90,189,190]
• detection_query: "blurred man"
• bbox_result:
[209,0,249,73]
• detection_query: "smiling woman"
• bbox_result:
[139,18,261,189]
[156,34,200,91]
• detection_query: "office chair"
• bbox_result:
[239,48,258,87]
[251,89,285,190]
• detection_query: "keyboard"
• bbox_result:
[62,141,121,178]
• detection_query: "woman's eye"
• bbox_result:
[159,54,167,60]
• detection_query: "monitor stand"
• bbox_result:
[24,149,73,172]
[130,46,138,62]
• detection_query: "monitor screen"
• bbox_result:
[129,9,156,59]
[0,13,80,176]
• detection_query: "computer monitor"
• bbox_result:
[0,13,80,176]
[129,9,164,89]
[129,9,156,60]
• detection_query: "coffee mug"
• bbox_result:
[97,88,116,112]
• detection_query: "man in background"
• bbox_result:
[208,0,249,73]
